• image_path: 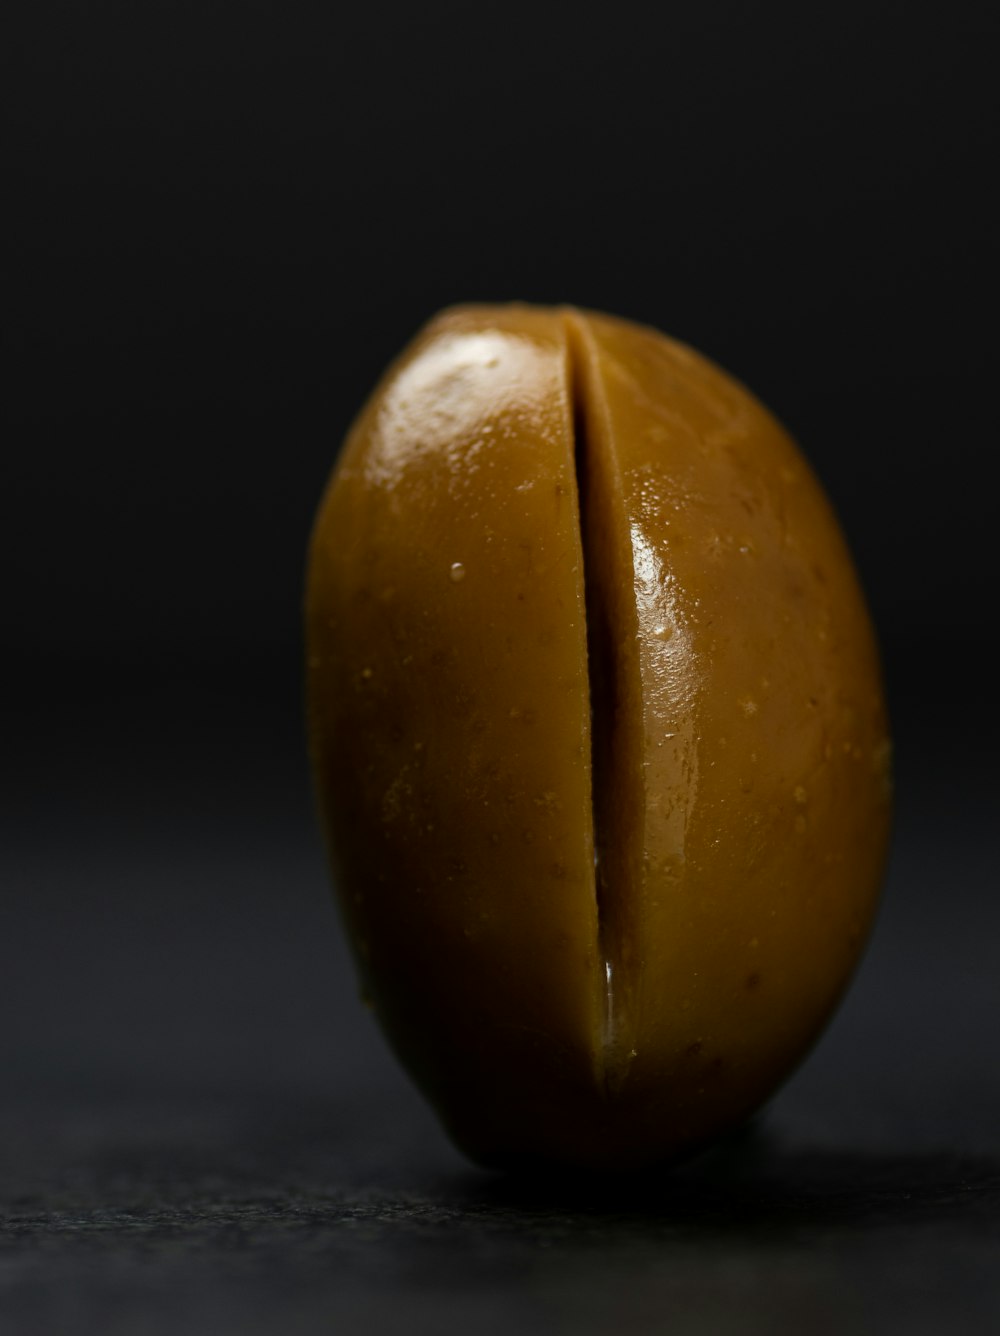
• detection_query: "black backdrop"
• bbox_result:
[5,4,999,1332]
[9,2,999,663]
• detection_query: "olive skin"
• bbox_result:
[306,305,891,1171]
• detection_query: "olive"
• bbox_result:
[306,305,891,1170]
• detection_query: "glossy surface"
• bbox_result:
[306,305,892,1169]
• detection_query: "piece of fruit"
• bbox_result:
[305,305,891,1170]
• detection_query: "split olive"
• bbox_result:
[306,305,891,1170]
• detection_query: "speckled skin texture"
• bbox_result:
[306,305,892,1169]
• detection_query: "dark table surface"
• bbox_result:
[2,669,998,1334]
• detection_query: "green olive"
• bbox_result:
[306,305,891,1170]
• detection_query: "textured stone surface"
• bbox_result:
[2,1087,998,1336]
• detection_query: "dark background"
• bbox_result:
[5,3,999,1332]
